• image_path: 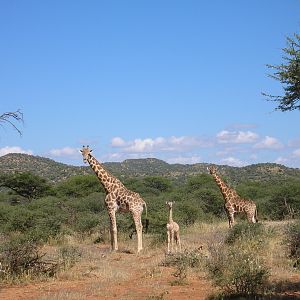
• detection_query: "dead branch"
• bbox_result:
[0,109,24,136]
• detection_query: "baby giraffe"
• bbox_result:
[166,201,181,254]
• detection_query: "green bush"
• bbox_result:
[206,223,270,297]
[225,222,269,245]
[161,249,203,285]
[285,220,300,268]
[55,175,104,198]
[206,242,269,297]
[5,207,36,233]
[58,245,82,270]
[72,212,100,234]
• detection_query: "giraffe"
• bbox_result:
[166,201,181,254]
[80,146,148,253]
[207,166,258,228]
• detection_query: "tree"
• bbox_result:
[0,109,23,135]
[143,176,172,192]
[263,33,300,111]
[55,175,104,198]
[0,172,52,200]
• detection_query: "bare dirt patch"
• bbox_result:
[0,243,216,300]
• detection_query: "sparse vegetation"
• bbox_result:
[206,226,270,297]
[161,249,203,285]
[0,157,299,298]
[0,235,59,281]
[285,220,300,269]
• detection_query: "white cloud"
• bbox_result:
[111,137,126,147]
[49,147,79,157]
[253,136,283,150]
[111,136,212,153]
[125,137,164,152]
[220,156,247,167]
[0,146,33,156]
[216,130,259,144]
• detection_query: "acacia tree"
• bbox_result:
[0,172,52,200]
[0,109,23,135]
[263,33,300,111]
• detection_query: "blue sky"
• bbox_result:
[1,1,300,167]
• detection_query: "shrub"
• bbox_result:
[225,222,270,245]
[72,212,100,234]
[0,235,58,280]
[58,245,82,270]
[55,175,104,198]
[206,241,269,297]
[161,249,203,285]
[285,220,300,268]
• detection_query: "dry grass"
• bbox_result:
[0,220,299,300]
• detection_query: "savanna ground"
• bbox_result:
[0,221,300,300]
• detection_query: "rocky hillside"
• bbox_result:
[0,153,300,184]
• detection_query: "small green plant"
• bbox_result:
[161,249,203,285]
[285,220,300,269]
[58,245,82,270]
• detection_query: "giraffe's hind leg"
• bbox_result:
[133,212,143,253]
[174,232,181,252]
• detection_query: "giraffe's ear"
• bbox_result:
[173,201,175,204]
[90,149,93,152]
[165,201,168,205]
[80,150,83,153]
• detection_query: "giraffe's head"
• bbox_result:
[166,201,175,209]
[80,145,92,163]
[207,165,217,175]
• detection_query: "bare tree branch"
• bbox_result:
[0,109,24,136]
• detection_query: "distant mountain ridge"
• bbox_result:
[0,153,299,184]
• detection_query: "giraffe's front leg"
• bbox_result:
[226,210,235,228]
[167,230,171,254]
[108,211,118,251]
[229,213,235,228]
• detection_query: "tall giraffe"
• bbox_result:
[207,166,258,228]
[80,146,147,253]
[166,201,181,253]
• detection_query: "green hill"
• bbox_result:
[0,153,299,184]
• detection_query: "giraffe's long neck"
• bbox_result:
[168,207,173,223]
[87,155,124,193]
[212,173,233,202]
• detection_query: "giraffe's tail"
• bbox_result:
[143,202,149,234]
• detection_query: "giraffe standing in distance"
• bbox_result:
[80,146,147,253]
[208,166,258,228]
[166,201,181,253]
